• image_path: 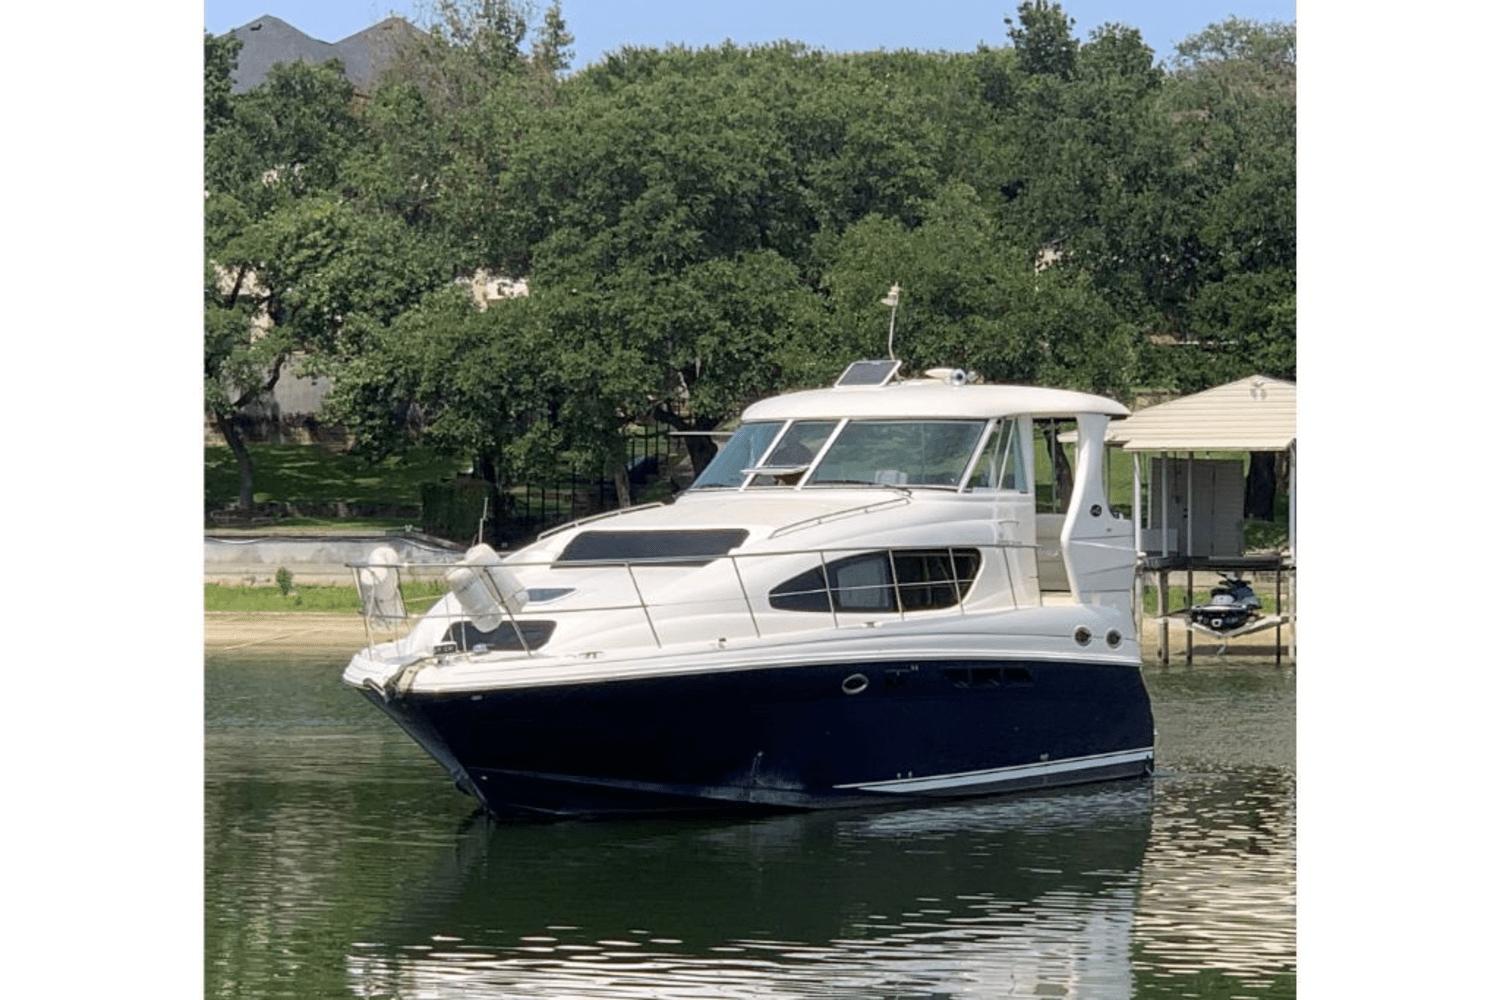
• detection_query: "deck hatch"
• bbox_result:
[556,529,750,565]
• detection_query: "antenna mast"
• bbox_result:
[881,283,902,360]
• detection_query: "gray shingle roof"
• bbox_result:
[226,13,423,94]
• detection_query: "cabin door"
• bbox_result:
[968,416,1041,607]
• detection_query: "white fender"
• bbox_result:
[357,544,407,626]
[445,543,529,632]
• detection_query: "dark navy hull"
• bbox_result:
[362,658,1155,818]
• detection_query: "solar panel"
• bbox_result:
[836,359,902,387]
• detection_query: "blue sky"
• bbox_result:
[204,1,1296,67]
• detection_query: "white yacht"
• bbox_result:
[344,361,1155,817]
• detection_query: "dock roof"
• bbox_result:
[1108,375,1296,452]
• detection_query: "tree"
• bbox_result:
[1006,1,1078,78]
[204,31,241,137]
[532,1,574,79]
[204,196,450,508]
[533,250,827,494]
[1163,16,1296,389]
[327,288,558,543]
[822,183,1137,397]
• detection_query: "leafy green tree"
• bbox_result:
[1006,1,1078,78]
[533,250,827,492]
[1164,17,1296,389]
[822,183,1137,397]
[532,0,574,78]
[204,31,241,137]
[327,288,559,542]
[205,196,451,507]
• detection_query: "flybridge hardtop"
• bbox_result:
[343,362,1155,818]
[741,380,1130,422]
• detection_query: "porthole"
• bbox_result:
[842,673,869,695]
[1106,629,1122,648]
[1074,626,1092,646]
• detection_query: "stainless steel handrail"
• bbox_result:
[350,541,1044,656]
[766,495,912,539]
[534,502,667,541]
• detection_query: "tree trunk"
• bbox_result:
[684,434,719,478]
[1245,451,1277,520]
[613,465,632,509]
[215,412,255,509]
[654,404,724,478]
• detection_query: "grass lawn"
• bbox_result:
[205,579,449,613]
[205,444,465,509]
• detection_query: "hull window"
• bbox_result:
[444,619,557,652]
[769,548,981,613]
[944,665,1033,687]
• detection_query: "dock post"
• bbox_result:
[1185,566,1194,664]
[1275,563,1284,667]
[1133,452,1143,641]
[1185,454,1194,664]
[1156,569,1169,664]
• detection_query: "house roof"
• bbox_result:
[226,14,422,94]
[1107,375,1296,452]
[742,381,1130,422]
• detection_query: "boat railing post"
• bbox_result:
[991,539,1019,609]
[729,554,761,639]
[887,549,905,620]
[624,561,662,649]
[353,565,374,655]
[395,564,409,644]
[474,562,532,656]
[947,547,965,615]
[818,549,839,630]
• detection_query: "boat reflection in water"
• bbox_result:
[346,783,1153,998]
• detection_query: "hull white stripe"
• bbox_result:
[835,746,1154,793]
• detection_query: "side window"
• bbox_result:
[770,549,981,613]
[767,565,832,613]
[893,549,981,610]
[1001,420,1028,492]
[966,423,1002,491]
[829,553,894,611]
[965,420,1028,493]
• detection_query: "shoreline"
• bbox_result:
[204,611,1292,661]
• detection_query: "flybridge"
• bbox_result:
[753,356,1130,422]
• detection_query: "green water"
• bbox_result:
[206,654,1294,999]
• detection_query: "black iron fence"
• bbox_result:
[421,417,682,546]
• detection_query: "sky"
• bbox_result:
[204,1,1296,67]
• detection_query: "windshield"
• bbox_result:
[690,422,784,489]
[747,420,839,487]
[806,420,986,489]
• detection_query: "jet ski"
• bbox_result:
[1189,575,1262,632]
